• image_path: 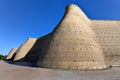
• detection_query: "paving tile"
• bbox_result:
[0,61,120,80]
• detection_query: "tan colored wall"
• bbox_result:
[6,48,18,60]
[37,4,106,70]
[91,20,120,65]
[14,38,37,61]
[8,4,120,70]
[24,33,51,62]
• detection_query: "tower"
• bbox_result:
[37,4,106,70]
[14,38,37,61]
[6,48,18,61]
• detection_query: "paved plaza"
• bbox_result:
[0,61,120,80]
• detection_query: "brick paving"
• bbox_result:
[0,61,120,80]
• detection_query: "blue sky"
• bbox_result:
[1,0,120,55]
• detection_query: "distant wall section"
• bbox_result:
[14,38,37,61]
[6,48,18,61]
[91,20,120,66]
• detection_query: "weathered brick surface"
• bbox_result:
[6,48,18,60]
[92,20,120,65]
[14,38,37,61]
[37,4,106,70]
[6,4,120,71]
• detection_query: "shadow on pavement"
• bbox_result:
[6,61,37,67]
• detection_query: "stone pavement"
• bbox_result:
[0,61,120,80]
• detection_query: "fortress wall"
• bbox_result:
[6,48,18,60]
[24,33,51,62]
[53,5,92,34]
[65,4,91,25]
[14,38,37,61]
[91,20,120,65]
[37,4,106,70]
[8,4,120,70]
